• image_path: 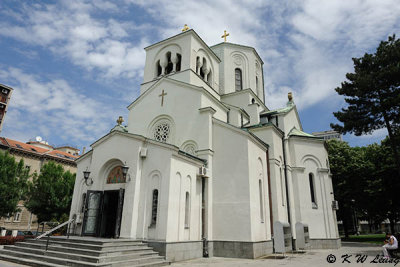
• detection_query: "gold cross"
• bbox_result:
[159,89,167,106]
[221,30,229,42]
[116,116,124,125]
[182,24,189,32]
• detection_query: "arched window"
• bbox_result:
[107,166,126,184]
[259,179,264,223]
[280,167,285,206]
[176,54,182,72]
[151,189,159,226]
[156,60,162,77]
[256,76,259,95]
[196,56,201,73]
[184,192,190,228]
[207,70,212,85]
[235,68,242,91]
[200,58,206,79]
[309,173,317,208]
[165,52,173,74]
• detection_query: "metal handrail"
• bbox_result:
[37,221,59,235]
[36,218,75,251]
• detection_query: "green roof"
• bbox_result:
[110,125,128,133]
[261,101,295,116]
[288,127,321,139]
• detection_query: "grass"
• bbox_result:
[341,234,385,244]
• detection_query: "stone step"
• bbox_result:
[4,245,162,263]
[0,253,64,267]
[0,249,168,267]
[48,237,143,246]
[24,239,148,251]
[16,241,154,256]
[121,261,170,267]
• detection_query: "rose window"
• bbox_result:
[153,122,170,143]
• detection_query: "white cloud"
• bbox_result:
[0,0,399,147]
[0,0,148,80]
[1,0,399,112]
[124,0,400,111]
[0,67,119,145]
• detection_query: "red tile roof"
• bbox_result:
[1,137,79,161]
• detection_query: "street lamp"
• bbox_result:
[351,199,359,235]
[83,169,93,186]
[121,163,131,182]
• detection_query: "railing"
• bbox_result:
[36,221,59,236]
[36,218,75,251]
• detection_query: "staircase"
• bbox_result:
[0,236,170,267]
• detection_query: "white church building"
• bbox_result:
[69,28,340,261]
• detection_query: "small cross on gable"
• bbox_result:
[159,89,167,106]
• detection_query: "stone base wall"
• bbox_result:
[211,240,273,259]
[146,240,203,262]
[309,238,341,249]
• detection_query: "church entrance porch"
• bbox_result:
[82,189,124,238]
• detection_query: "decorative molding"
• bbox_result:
[270,158,281,166]
[291,166,305,173]
[317,168,330,173]
[199,106,216,114]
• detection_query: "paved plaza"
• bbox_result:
[172,243,399,267]
[0,242,398,267]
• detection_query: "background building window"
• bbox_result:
[13,212,21,222]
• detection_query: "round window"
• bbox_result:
[153,122,171,143]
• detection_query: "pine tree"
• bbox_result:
[331,35,400,177]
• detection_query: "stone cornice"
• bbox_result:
[291,166,305,173]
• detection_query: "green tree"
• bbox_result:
[326,140,365,237]
[331,35,400,177]
[25,161,75,222]
[373,138,400,232]
[358,144,388,231]
[327,139,400,234]
[0,151,29,218]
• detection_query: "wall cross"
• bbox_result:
[159,89,167,106]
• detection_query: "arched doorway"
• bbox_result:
[82,166,125,238]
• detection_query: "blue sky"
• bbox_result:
[0,0,399,151]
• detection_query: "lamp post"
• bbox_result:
[83,169,93,186]
[121,163,130,182]
[351,199,359,235]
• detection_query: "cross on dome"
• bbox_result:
[182,24,189,32]
[221,30,230,42]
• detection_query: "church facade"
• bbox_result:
[69,29,340,261]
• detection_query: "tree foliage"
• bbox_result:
[0,152,29,218]
[331,35,400,176]
[25,161,75,222]
[327,139,400,235]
